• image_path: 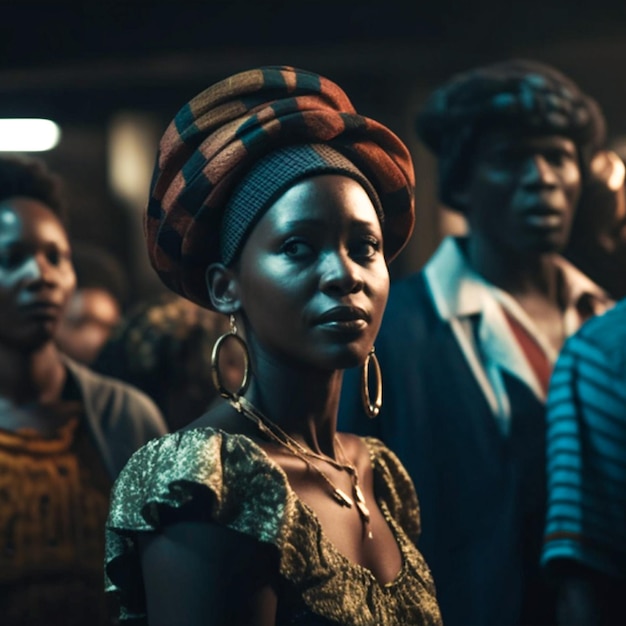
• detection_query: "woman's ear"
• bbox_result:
[205,263,241,314]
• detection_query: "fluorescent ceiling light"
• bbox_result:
[0,118,61,152]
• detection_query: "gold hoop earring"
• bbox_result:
[211,314,250,400]
[361,347,382,418]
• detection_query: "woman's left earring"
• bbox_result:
[361,347,382,418]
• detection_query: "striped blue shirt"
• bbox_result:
[542,298,626,579]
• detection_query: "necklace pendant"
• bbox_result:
[353,484,371,523]
[353,484,366,505]
[355,498,371,523]
[333,487,354,508]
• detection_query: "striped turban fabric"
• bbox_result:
[146,65,415,309]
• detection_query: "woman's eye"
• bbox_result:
[353,237,381,259]
[0,249,23,269]
[281,239,312,258]
[47,250,61,265]
[48,248,71,267]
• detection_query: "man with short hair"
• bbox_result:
[339,59,613,626]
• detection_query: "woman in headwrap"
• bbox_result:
[104,66,442,625]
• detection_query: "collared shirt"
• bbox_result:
[424,236,612,434]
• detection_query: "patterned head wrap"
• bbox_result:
[146,65,415,309]
[415,59,606,213]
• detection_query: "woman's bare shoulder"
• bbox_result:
[181,400,260,439]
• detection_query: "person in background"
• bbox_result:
[339,59,613,626]
[104,65,442,625]
[55,241,129,365]
[93,292,242,430]
[541,297,626,625]
[0,154,167,626]
[564,149,626,300]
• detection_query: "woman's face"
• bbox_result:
[0,197,76,351]
[235,174,389,371]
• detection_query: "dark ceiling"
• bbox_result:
[4,1,624,69]
[3,1,441,120]
[3,0,626,124]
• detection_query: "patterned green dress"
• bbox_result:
[105,429,442,626]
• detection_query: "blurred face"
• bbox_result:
[465,131,582,255]
[0,197,76,351]
[576,150,626,252]
[235,174,389,371]
[55,287,121,364]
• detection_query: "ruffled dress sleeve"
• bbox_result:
[104,427,288,623]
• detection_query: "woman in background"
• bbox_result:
[94,293,239,430]
[0,155,166,626]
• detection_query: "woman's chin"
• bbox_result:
[332,347,371,371]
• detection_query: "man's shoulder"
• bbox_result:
[559,299,626,374]
[380,267,461,340]
[576,299,626,347]
[378,270,431,330]
[64,356,166,425]
[387,269,429,306]
[66,356,140,396]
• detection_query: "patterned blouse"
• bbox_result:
[0,402,114,626]
[105,429,442,625]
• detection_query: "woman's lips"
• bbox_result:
[20,301,61,319]
[314,306,369,332]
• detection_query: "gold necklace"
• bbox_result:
[231,395,373,540]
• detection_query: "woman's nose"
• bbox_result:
[319,251,363,294]
[22,254,55,286]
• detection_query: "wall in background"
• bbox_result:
[1,1,625,307]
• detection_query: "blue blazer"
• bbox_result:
[339,271,553,626]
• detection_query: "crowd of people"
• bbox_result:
[0,57,624,626]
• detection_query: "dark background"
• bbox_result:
[2,0,626,304]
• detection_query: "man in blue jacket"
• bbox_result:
[339,59,612,626]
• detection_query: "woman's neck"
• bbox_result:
[244,354,344,458]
